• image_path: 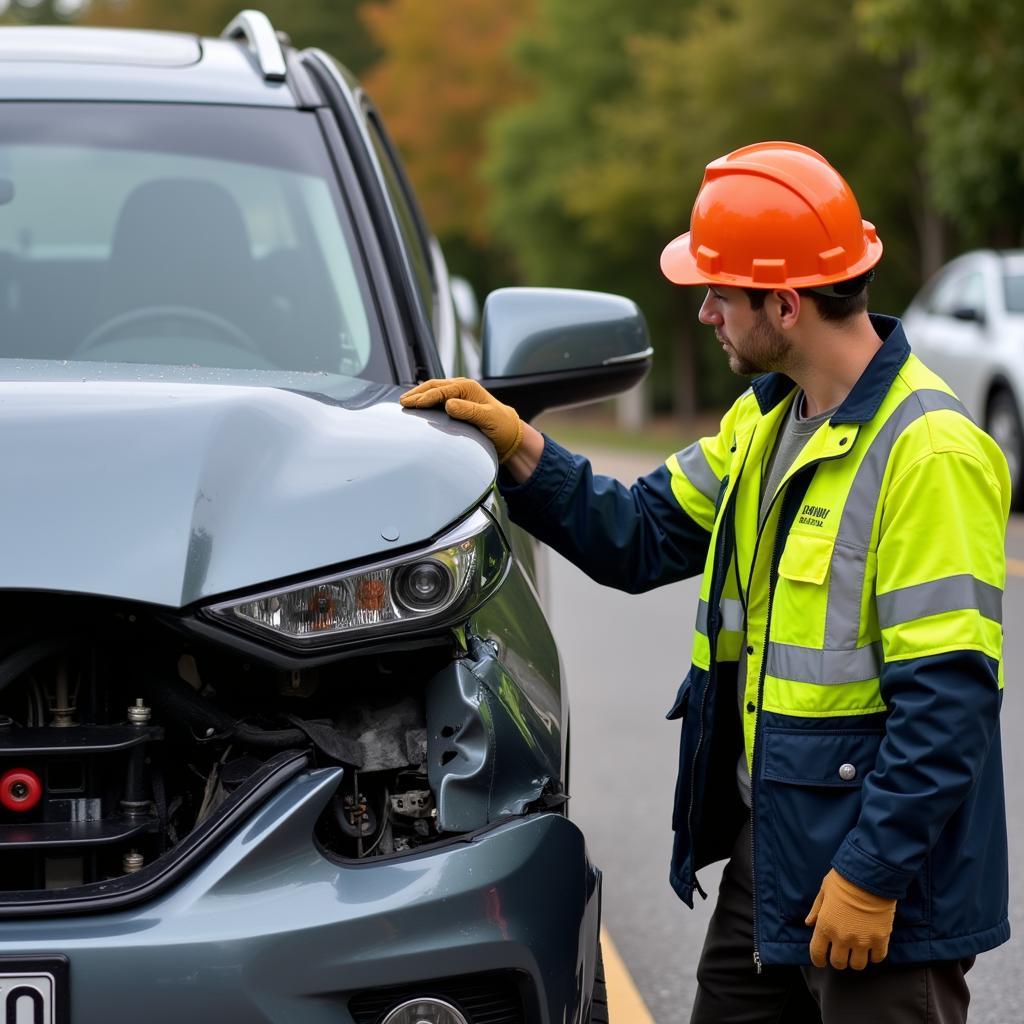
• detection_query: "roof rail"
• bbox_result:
[221,10,287,82]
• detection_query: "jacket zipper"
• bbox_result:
[684,448,748,903]
[743,445,853,974]
[684,506,730,903]
[749,524,783,975]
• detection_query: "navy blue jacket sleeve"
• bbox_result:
[498,435,710,593]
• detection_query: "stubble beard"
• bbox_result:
[720,309,792,377]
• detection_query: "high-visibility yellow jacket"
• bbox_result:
[501,315,1010,965]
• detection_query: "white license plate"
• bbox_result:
[0,957,68,1024]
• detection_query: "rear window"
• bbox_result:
[0,103,391,382]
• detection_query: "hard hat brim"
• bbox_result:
[660,229,883,290]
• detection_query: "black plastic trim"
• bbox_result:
[283,45,323,109]
[482,358,651,422]
[0,750,310,918]
[0,723,162,755]
[0,816,158,851]
[311,105,405,384]
[167,610,455,671]
[348,969,529,1024]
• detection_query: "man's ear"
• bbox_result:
[770,288,801,329]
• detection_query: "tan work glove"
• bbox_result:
[400,377,524,463]
[805,868,897,970]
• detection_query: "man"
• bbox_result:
[401,142,1010,1023]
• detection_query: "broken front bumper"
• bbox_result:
[0,767,601,1024]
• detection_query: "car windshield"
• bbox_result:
[0,102,391,383]
[1005,274,1024,314]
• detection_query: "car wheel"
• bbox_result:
[589,940,609,1023]
[987,389,1024,509]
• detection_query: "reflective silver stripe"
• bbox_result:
[696,599,708,634]
[766,641,882,684]
[696,597,745,634]
[876,574,1002,628]
[824,390,972,651]
[675,441,720,502]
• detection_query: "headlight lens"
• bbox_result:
[393,560,453,612]
[206,508,508,647]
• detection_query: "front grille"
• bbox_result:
[348,971,526,1024]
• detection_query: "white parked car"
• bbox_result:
[903,249,1024,506]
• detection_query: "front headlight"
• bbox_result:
[205,507,509,648]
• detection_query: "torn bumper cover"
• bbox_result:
[0,767,600,1024]
[427,640,565,832]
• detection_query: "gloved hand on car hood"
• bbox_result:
[805,868,897,970]
[401,378,524,463]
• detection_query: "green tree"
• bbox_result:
[857,0,1024,249]
[485,1,691,414]
[490,0,929,415]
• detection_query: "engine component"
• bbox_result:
[336,792,376,839]
[119,741,151,819]
[390,790,432,819]
[0,610,520,893]
[48,662,78,728]
[0,767,42,812]
[122,849,144,873]
[140,670,363,763]
[127,698,151,725]
[0,713,163,891]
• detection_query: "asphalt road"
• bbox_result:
[552,445,1024,1024]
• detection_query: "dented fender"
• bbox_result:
[427,637,562,832]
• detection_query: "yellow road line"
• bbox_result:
[1007,557,1024,577]
[601,926,656,1023]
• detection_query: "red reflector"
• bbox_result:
[0,768,42,812]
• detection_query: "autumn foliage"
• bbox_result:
[360,0,534,245]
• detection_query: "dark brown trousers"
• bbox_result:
[689,821,974,1024]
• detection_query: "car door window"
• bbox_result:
[957,273,986,320]
[928,271,968,317]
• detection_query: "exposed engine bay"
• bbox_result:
[0,595,561,900]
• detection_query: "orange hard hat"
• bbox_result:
[660,142,882,290]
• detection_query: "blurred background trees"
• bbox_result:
[4,0,1023,418]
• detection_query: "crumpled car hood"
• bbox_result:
[0,378,496,607]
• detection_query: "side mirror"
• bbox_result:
[478,287,652,421]
[952,305,985,324]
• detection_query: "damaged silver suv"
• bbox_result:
[0,12,652,1024]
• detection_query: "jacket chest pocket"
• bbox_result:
[778,531,834,584]
[773,532,835,647]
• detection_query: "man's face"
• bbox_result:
[698,286,792,376]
